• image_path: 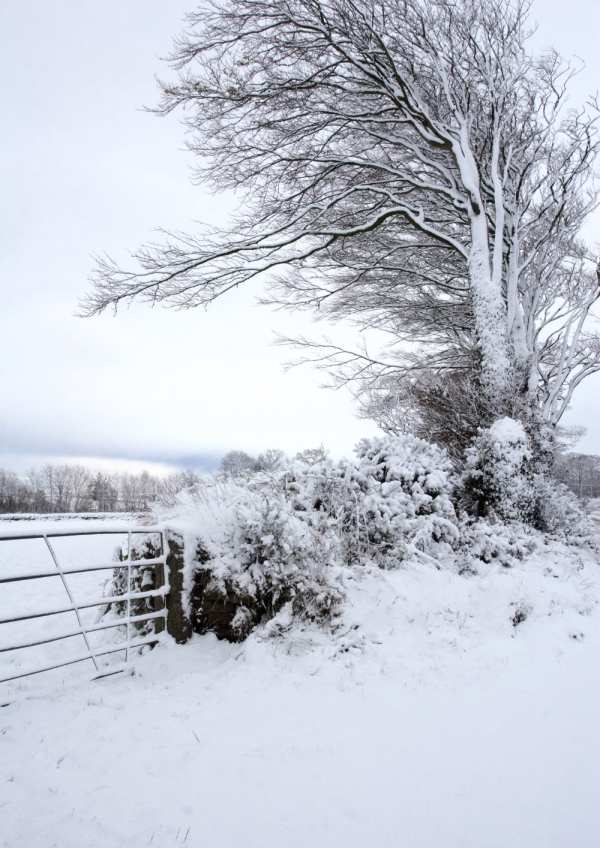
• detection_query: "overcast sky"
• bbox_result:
[1,0,599,475]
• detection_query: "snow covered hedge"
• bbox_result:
[149,427,596,643]
[350,435,459,566]
[191,483,346,641]
[155,434,461,641]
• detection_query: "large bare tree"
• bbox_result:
[82,0,600,453]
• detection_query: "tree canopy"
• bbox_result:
[83,0,600,456]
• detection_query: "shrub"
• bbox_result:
[172,431,598,644]
[460,418,598,540]
[455,516,537,571]
[105,533,164,636]
[185,434,460,641]
[349,435,459,566]
[461,418,536,522]
[189,479,345,640]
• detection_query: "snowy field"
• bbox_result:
[1,517,600,847]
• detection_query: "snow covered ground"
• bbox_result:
[1,519,599,847]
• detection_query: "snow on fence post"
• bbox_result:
[164,530,192,644]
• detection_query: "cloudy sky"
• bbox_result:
[1,0,599,475]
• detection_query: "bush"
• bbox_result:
[189,479,345,640]
[461,418,537,522]
[532,474,596,541]
[184,434,460,641]
[350,434,459,566]
[460,417,598,539]
[455,517,537,571]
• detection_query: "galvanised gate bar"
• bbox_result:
[0,527,170,686]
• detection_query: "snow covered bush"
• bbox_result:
[455,517,537,571]
[154,432,600,645]
[461,418,537,523]
[348,435,459,567]
[106,533,163,635]
[459,417,598,540]
[532,474,597,542]
[240,434,459,570]
[171,434,461,641]
[189,480,345,640]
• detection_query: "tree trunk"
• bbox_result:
[468,210,513,414]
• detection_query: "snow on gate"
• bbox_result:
[0,523,170,702]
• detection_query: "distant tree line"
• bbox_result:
[554,453,600,501]
[0,452,309,515]
[0,464,197,514]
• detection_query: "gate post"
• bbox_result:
[164,530,193,644]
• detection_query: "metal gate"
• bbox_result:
[0,527,169,688]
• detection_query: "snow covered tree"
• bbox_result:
[555,451,600,499]
[220,450,259,476]
[0,470,40,513]
[88,472,119,512]
[82,0,599,465]
[27,464,93,513]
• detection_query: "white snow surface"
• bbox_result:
[489,416,529,444]
[1,517,600,847]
